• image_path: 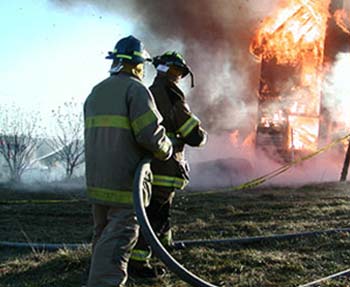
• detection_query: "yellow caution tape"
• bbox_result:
[221,133,350,192]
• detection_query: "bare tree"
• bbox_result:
[0,105,42,183]
[48,100,84,179]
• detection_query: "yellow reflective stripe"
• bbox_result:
[152,175,188,189]
[165,51,184,60]
[113,51,144,59]
[131,110,158,135]
[133,51,143,57]
[176,53,184,60]
[166,132,176,138]
[160,230,172,246]
[116,54,132,60]
[87,187,133,204]
[177,115,200,137]
[154,138,172,159]
[130,249,152,261]
[85,115,131,130]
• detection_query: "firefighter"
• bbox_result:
[128,51,207,277]
[84,35,173,287]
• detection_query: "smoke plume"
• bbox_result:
[323,53,350,132]
[50,1,348,188]
[50,0,280,132]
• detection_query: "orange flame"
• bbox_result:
[229,130,256,149]
[334,9,350,35]
[230,130,239,145]
[250,0,330,65]
[251,0,332,153]
[242,132,256,148]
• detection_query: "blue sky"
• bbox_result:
[0,1,134,121]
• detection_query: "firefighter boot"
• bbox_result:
[128,260,166,279]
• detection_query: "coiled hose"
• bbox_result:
[133,158,218,287]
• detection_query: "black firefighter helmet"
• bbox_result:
[153,51,195,87]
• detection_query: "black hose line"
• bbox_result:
[172,227,350,249]
[0,241,84,251]
[2,227,350,252]
[133,158,218,287]
[2,161,350,287]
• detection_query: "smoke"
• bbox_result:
[50,0,280,132]
[50,0,347,189]
[188,131,346,190]
[323,52,350,131]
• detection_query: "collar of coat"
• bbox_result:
[153,74,185,101]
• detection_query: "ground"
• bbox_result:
[1,182,350,286]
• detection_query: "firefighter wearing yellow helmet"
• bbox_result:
[84,36,173,287]
[128,51,207,277]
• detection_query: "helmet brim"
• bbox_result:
[142,49,152,62]
[105,51,152,62]
[105,51,116,60]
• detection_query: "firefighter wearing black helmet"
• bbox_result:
[84,36,173,287]
[129,51,207,277]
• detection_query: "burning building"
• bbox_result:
[251,0,350,162]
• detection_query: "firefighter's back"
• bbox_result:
[84,73,146,204]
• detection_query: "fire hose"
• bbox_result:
[0,153,350,287]
[172,227,350,249]
[133,157,218,287]
[2,227,350,251]
[128,154,350,287]
[0,158,218,286]
[297,268,350,287]
[2,196,350,286]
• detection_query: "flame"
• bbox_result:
[289,115,319,150]
[229,130,256,149]
[250,0,330,65]
[242,132,256,147]
[251,0,332,154]
[334,9,350,35]
[230,130,239,145]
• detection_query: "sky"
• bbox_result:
[0,0,135,123]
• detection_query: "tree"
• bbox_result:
[0,105,42,183]
[48,100,84,179]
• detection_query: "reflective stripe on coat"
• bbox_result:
[84,73,172,205]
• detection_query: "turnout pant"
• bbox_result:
[87,205,139,287]
[87,173,152,287]
[130,186,175,264]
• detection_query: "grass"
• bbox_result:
[1,182,350,286]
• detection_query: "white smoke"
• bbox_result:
[188,132,346,190]
[323,52,350,131]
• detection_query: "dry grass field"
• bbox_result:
[1,182,350,286]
